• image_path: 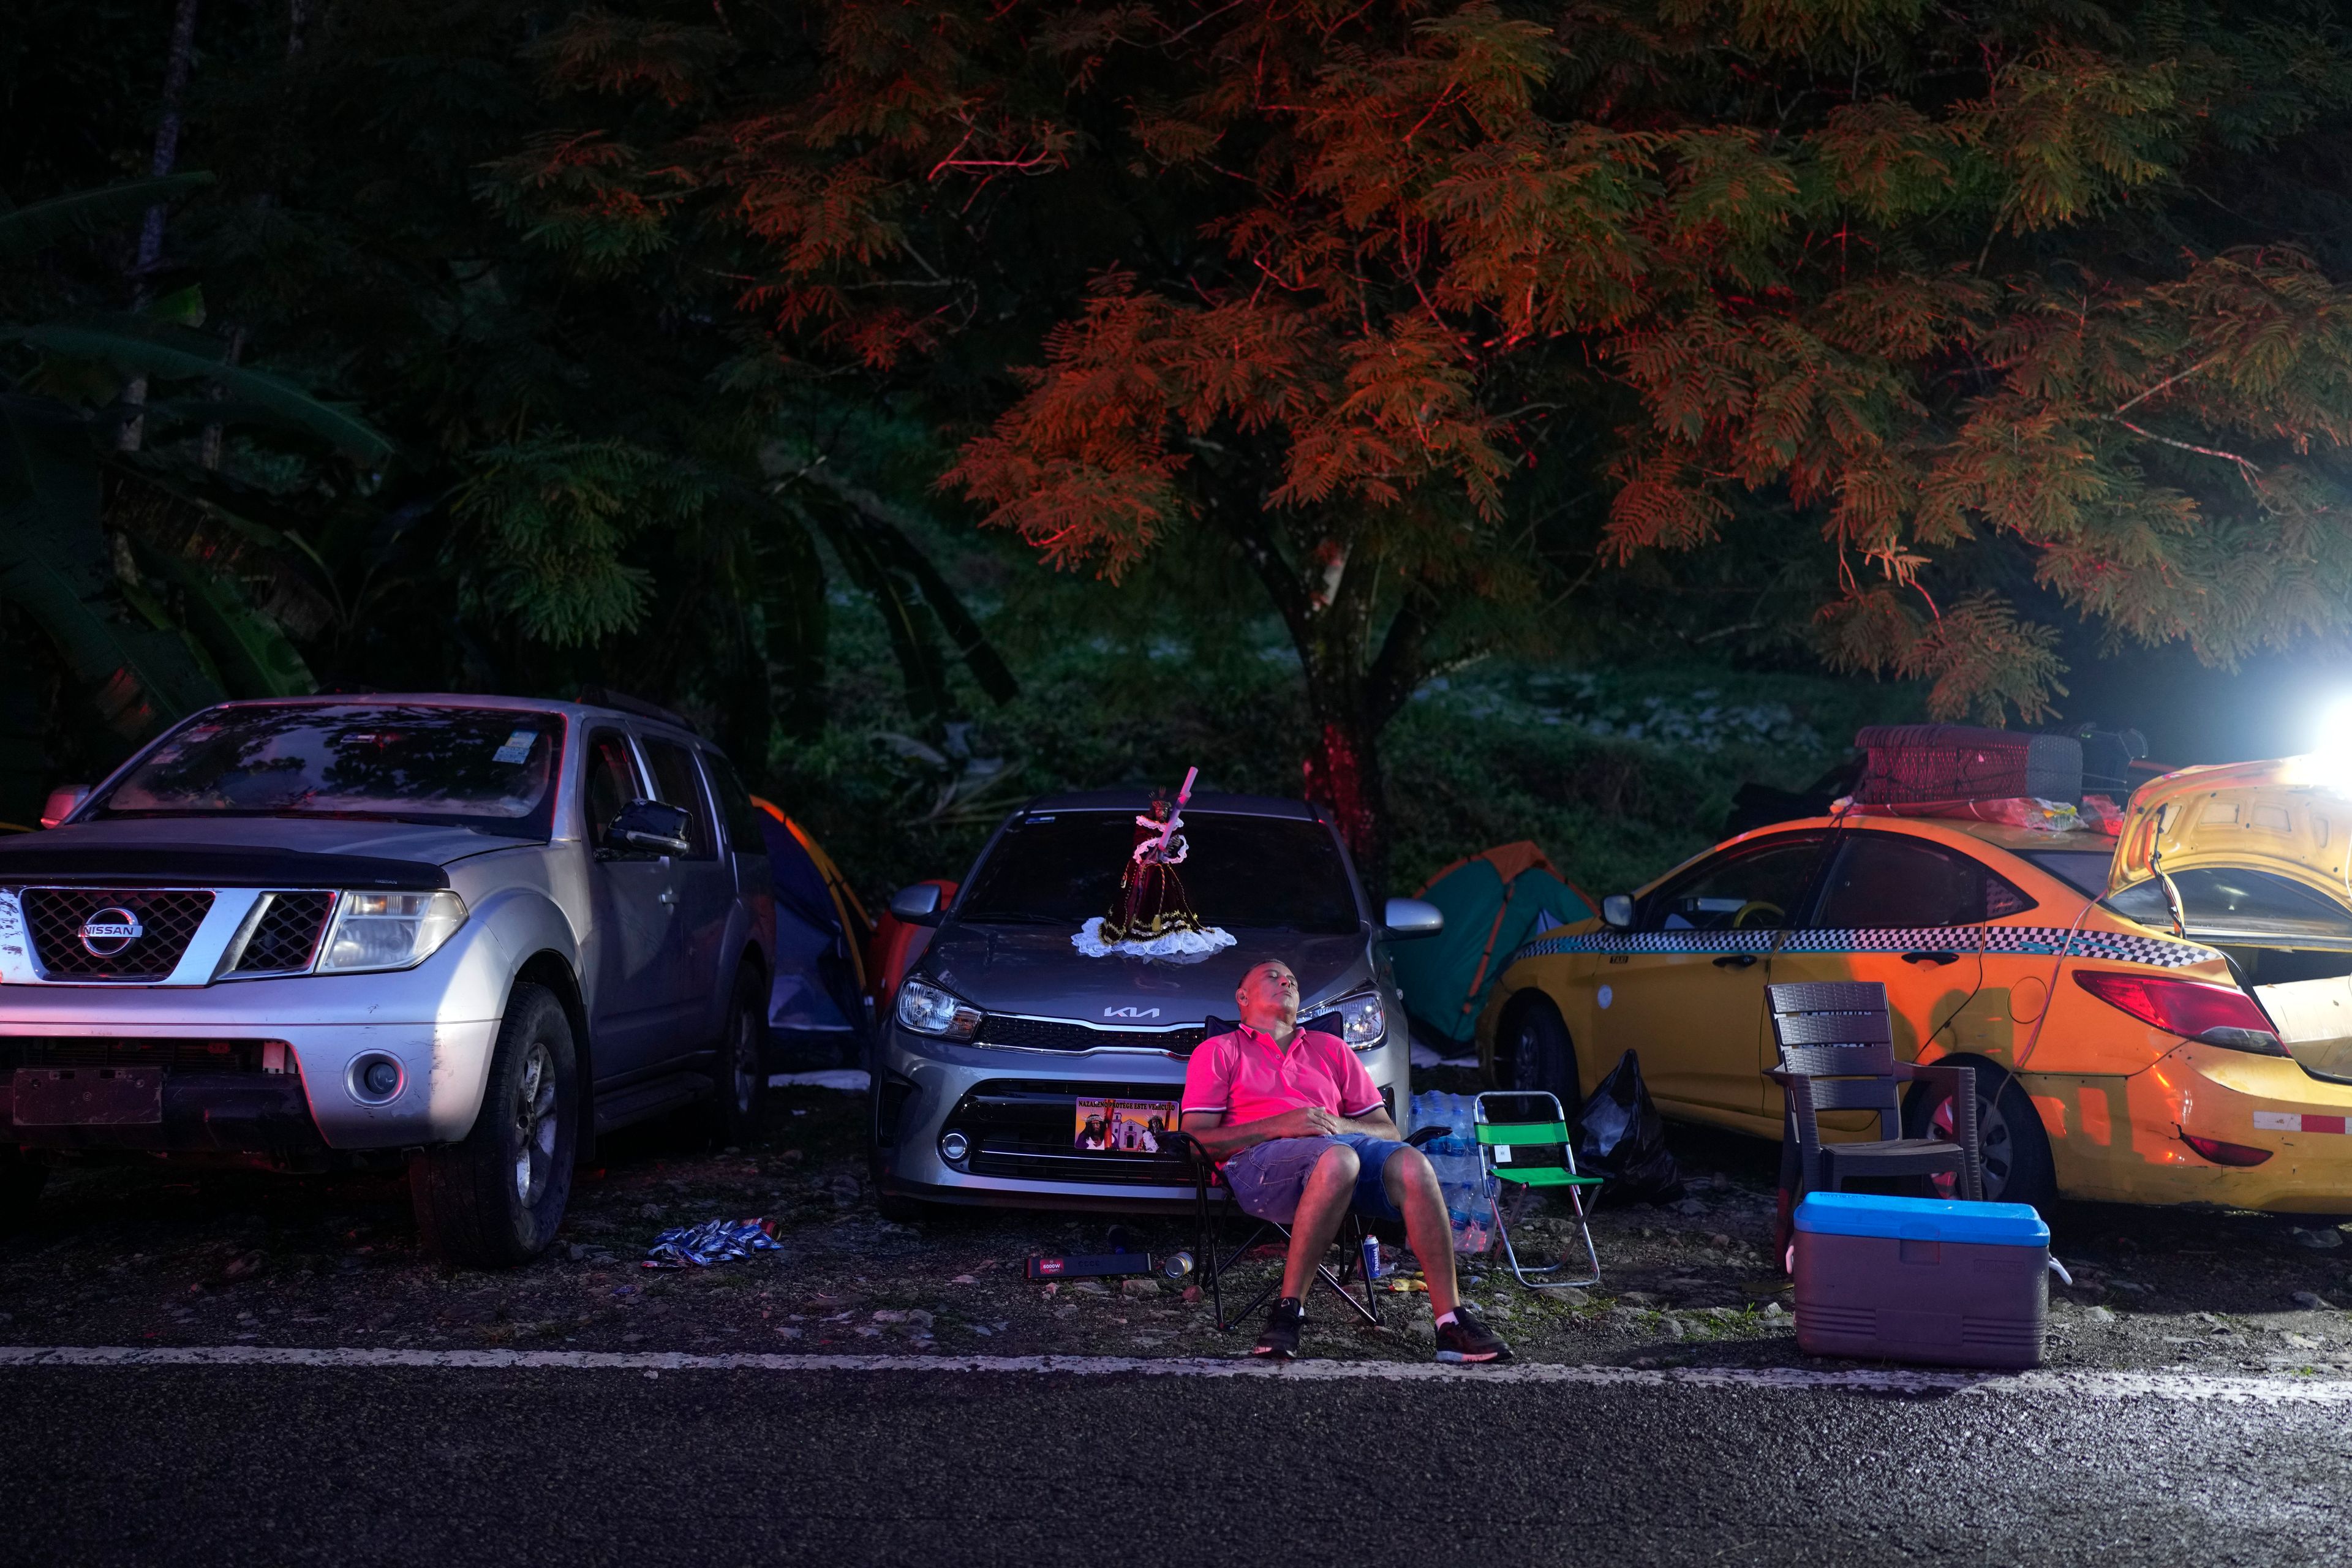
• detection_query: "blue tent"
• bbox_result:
[753,801,872,1068]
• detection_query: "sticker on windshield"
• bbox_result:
[492,729,537,765]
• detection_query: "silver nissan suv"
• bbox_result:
[0,694,777,1264]
[872,790,1440,1215]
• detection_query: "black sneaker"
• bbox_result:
[1251,1296,1305,1359]
[1434,1305,1512,1364]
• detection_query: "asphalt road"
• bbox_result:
[2,1361,2343,1566]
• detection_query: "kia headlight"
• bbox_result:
[1328,992,1387,1050]
[317,890,469,973]
[895,977,981,1041]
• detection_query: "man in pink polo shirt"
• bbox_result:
[1182,959,1509,1362]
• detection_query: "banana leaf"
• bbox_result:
[0,396,224,736]
[763,508,829,741]
[0,174,214,260]
[18,320,393,461]
[132,540,316,698]
[805,498,954,726]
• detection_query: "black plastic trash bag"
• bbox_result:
[1572,1049,1684,1205]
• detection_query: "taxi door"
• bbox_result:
[1764,829,1997,1126]
[1594,831,1830,1118]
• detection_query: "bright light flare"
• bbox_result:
[2314,695,2352,772]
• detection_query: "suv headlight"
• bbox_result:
[1326,992,1387,1050]
[896,978,981,1041]
[317,890,468,973]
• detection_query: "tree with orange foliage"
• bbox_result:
[508,0,2352,877]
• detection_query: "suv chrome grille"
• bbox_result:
[973,1016,1205,1055]
[21,888,215,979]
[230,892,336,974]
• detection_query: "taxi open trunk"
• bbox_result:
[2112,758,2352,1080]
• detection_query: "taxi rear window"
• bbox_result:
[2014,850,2113,897]
[2106,868,2352,946]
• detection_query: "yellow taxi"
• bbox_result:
[1476,756,2352,1212]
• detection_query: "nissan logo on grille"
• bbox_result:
[78,907,145,957]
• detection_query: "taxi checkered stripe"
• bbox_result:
[1509,925,2214,970]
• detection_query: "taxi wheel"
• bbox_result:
[1906,1059,2054,1210]
[1501,997,1578,1102]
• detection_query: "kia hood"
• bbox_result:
[2111,756,2352,906]
[917,924,1374,1024]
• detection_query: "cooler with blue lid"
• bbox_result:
[1793,1192,2049,1368]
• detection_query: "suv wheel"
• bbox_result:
[412,981,578,1267]
[704,967,769,1146]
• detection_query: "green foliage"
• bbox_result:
[516,0,2352,876]
[0,5,1011,778]
[451,436,693,646]
[0,173,213,260]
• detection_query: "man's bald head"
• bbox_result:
[1235,960,1300,1038]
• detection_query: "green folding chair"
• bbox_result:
[1474,1090,1602,1289]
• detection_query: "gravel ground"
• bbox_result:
[9,1068,2352,1378]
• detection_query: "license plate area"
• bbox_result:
[1073,1096,1179,1155]
[11,1066,165,1125]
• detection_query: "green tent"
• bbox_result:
[1393,843,1595,1049]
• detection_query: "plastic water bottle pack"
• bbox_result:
[1408,1091,1491,1254]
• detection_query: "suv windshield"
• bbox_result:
[2106,867,2352,948]
[92,704,564,838]
[959,811,1360,934]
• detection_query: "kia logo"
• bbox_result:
[78,907,144,957]
[1103,1005,1160,1019]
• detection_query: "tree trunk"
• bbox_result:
[1213,496,1427,894]
[118,0,204,454]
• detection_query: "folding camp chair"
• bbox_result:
[1473,1091,1602,1289]
[1160,1128,1389,1332]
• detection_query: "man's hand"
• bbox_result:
[1182,1104,1346,1159]
[1270,1107,1344,1140]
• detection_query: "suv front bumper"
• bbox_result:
[0,968,503,1152]
[875,1023,1409,1212]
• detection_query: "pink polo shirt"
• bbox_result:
[1182,1023,1384,1128]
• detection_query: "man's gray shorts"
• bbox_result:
[1222,1133,1408,1224]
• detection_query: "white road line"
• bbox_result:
[2,1345,2350,1403]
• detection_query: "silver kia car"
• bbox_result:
[872,790,1440,1215]
[0,694,776,1264]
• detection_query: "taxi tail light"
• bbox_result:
[2180,1133,2274,1167]
[2070,971,2286,1055]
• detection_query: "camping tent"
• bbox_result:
[1391,842,1595,1050]
[750,797,875,1068]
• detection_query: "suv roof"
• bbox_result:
[206,693,706,746]
[1017,789,1325,821]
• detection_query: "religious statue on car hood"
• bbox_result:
[1072,768,1236,959]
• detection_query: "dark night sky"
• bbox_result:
[2061,643,2352,769]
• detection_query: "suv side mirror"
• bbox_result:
[39,785,91,829]
[1601,894,1635,930]
[888,883,946,925]
[1382,897,1444,939]
[605,798,691,857]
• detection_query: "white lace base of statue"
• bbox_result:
[1071,918,1237,959]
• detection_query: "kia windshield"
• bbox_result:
[958,811,1360,934]
[91,704,564,838]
